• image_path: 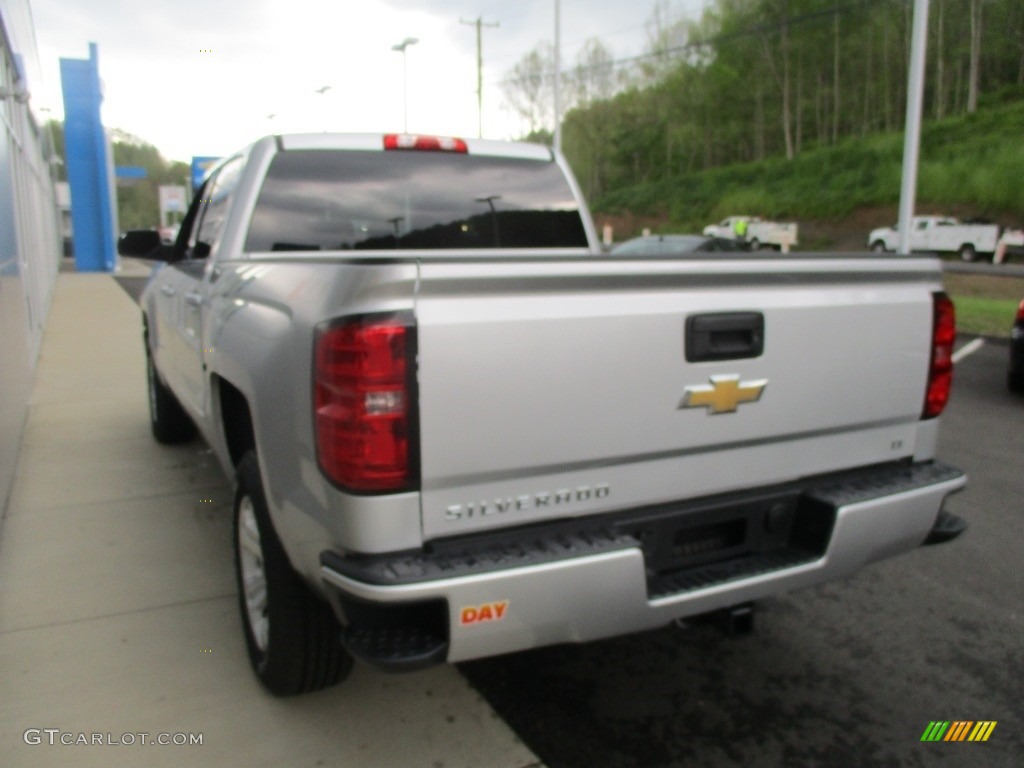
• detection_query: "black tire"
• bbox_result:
[870,240,887,253]
[1009,370,1024,394]
[749,238,761,251]
[146,350,196,444]
[233,451,352,696]
[959,243,977,262]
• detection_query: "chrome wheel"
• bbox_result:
[237,496,269,653]
[232,450,351,694]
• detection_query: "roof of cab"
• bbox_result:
[274,132,556,161]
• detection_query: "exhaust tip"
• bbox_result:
[716,603,755,636]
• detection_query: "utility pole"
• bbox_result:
[460,16,499,138]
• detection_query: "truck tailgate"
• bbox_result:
[414,256,944,541]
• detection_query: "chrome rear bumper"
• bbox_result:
[321,461,965,667]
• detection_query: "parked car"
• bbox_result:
[1009,299,1024,393]
[702,216,799,251]
[159,224,180,244]
[611,234,749,256]
[995,229,1024,264]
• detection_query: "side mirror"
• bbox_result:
[118,230,168,259]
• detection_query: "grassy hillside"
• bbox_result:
[593,94,1024,236]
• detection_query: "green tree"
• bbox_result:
[44,121,188,232]
[110,131,190,231]
[551,0,1024,198]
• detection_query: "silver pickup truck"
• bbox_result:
[119,133,966,697]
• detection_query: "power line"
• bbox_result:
[489,0,888,89]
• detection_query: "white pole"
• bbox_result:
[392,38,419,133]
[402,49,409,132]
[897,0,930,255]
[553,0,561,152]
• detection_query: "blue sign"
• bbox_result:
[191,156,221,190]
[115,166,147,187]
[61,43,116,272]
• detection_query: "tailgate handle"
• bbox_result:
[686,312,764,362]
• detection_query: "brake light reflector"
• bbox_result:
[384,134,468,153]
[1016,299,1024,323]
[314,314,417,492]
[923,293,955,419]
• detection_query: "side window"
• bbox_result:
[168,179,210,261]
[172,159,237,262]
[190,156,243,259]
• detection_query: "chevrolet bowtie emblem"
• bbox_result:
[679,374,767,414]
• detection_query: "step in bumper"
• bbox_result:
[320,462,965,665]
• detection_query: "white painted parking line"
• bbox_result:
[952,338,985,364]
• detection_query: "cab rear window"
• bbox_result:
[244,149,588,252]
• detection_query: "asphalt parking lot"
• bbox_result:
[461,339,1023,767]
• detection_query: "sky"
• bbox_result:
[28,0,710,163]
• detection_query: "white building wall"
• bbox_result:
[0,0,62,512]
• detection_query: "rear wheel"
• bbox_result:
[870,240,887,253]
[233,451,352,696]
[749,238,761,251]
[146,350,195,443]
[959,243,977,262]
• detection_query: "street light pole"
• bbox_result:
[314,85,331,132]
[391,37,419,133]
[553,0,562,152]
[475,195,502,247]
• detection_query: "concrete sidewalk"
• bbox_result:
[0,272,540,767]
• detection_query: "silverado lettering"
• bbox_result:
[444,484,611,521]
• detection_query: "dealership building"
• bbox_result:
[0,0,62,510]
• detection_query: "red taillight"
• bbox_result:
[314,314,417,492]
[1016,299,1024,323]
[383,133,468,153]
[923,293,955,419]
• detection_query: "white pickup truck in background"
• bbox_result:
[703,216,799,251]
[868,215,1023,262]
